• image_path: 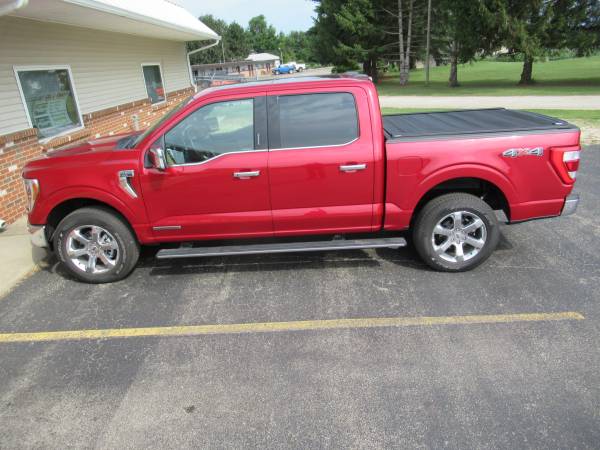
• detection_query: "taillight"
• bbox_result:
[550,146,580,184]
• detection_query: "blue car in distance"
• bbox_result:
[272,64,295,75]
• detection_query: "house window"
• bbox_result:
[142,64,165,104]
[14,66,83,139]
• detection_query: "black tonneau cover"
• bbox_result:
[383,108,577,140]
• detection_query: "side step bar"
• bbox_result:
[156,237,406,260]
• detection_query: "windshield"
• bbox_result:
[129,95,194,148]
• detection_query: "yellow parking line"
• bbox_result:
[0,311,584,344]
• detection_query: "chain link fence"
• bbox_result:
[195,73,272,90]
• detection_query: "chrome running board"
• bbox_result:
[156,237,406,259]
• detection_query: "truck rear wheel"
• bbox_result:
[54,207,140,283]
[412,193,500,272]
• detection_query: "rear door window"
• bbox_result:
[269,92,358,149]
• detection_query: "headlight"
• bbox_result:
[23,178,40,212]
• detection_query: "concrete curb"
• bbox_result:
[0,216,49,300]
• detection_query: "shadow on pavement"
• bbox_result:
[42,231,515,281]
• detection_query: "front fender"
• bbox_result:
[31,185,142,227]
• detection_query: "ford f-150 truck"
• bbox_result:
[22,75,581,283]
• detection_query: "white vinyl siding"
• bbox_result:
[0,16,191,136]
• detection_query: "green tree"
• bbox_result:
[312,0,389,81]
[433,0,505,87]
[283,30,314,62]
[187,15,227,64]
[383,0,427,85]
[504,0,600,84]
[225,22,251,60]
[248,15,279,53]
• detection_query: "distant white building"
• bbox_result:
[246,52,281,67]
[192,52,281,79]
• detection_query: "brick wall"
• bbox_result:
[0,87,193,225]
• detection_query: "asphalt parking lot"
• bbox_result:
[1,146,598,449]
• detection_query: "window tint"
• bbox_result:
[16,68,81,138]
[275,93,358,148]
[131,96,193,148]
[164,99,254,165]
[142,65,165,104]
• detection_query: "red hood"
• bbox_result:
[45,133,139,158]
[23,132,141,178]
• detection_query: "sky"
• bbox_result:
[178,0,316,33]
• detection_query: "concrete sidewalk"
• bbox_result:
[0,216,49,299]
[379,95,600,110]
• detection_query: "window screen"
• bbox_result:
[16,68,81,138]
[164,99,254,165]
[274,93,358,148]
[142,65,165,104]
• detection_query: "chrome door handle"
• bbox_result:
[233,170,260,178]
[339,163,366,172]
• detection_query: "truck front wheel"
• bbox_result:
[412,193,500,272]
[54,207,140,283]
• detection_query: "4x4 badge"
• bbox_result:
[502,147,544,158]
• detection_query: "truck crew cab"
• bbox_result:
[22,76,581,283]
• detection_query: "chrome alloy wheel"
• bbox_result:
[431,211,487,263]
[65,225,119,274]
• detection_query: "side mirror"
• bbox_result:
[148,147,167,171]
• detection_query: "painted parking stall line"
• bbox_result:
[0,312,584,344]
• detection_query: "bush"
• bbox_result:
[492,49,590,63]
[331,62,360,73]
[492,53,525,62]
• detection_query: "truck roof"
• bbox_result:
[193,75,373,99]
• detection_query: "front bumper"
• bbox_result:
[28,223,48,248]
[561,194,580,216]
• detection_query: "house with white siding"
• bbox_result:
[0,0,219,224]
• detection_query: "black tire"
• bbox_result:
[54,207,140,283]
[412,193,500,272]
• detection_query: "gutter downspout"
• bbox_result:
[187,38,221,92]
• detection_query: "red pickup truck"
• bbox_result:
[22,76,581,283]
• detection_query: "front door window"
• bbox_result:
[164,98,255,166]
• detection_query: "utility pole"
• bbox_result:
[221,39,225,63]
[425,0,432,86]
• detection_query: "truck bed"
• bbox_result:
[383,108,577,140]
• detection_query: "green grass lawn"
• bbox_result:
[377,56,600,96]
